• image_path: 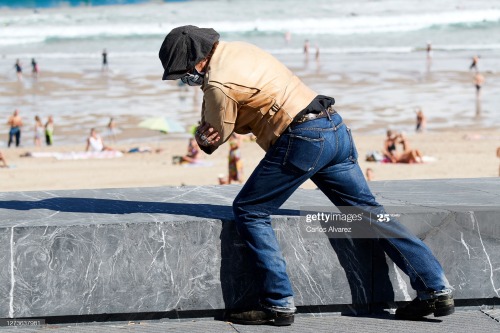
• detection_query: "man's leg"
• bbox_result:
[230,125,328,325]
[311,125,453,318]
[8,131,13,148]
[15,131,21,147]
[233,138,314,308]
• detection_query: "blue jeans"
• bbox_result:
[232,112,451,311]
[8,127,21,147]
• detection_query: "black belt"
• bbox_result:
[291,106,336,125]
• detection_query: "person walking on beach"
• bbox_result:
[33,115,44,147]
[107,117,117,143]
[45,115,54,146]
[469,55,479,72]
[7,109,23,147]
[474,72,484,96]
[425,42,433,72]
[159,25,454,326]
[31,58,39,79]
[474,72,484,116]
[102,48,109,71]
[426,42,432,59]
[14,59,23,81]
[415,107,426,132]
[284,31,291,45]
[303,39,310,54]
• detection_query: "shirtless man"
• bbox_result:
[7,109,23,147]
[474,72,484,96]
[474,72,485,116]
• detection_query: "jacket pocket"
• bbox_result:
[284,134,324,173]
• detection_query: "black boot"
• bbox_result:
[395,293,455,320]
[225,308,294,326]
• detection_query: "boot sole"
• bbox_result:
[395,298,455,320]
[434,299,455,317]
[274,315,294,326]
[227,314,294,326]
[434,306,455,317]
[227,318,271,325]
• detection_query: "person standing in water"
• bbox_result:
[102,48,109,71]
[14,59,23,81]
[474,72,485,116]
[469,55,479,72]
[31,58,39,79]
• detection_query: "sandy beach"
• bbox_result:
[1,128,498,192]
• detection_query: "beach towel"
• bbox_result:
[26,151,123,160]
[366,151,437,164]
[182,160,214,167]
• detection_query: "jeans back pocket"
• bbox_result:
[283,133,324,173]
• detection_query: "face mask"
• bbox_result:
[181,69,205,86]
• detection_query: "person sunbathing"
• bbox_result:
[86,128,114,152]
[172,138,201,165]
[383,130,423,164]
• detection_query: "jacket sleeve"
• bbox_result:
[200,85,238,154]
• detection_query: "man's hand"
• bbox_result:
[195,122,221,147]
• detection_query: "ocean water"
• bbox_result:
[1,0,499,145]
[2,0,500,54]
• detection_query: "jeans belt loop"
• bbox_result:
[326,105,332,121]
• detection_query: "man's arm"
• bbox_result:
[196,85,238,154]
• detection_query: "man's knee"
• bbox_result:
[232,198,246,224]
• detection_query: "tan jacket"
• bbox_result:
[201,41,317,152]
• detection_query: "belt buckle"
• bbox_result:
[305,113,317,121]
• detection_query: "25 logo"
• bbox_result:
[376,214,391,222]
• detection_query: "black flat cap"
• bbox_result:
[159,25,220,80]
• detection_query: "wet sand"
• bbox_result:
[1,50,499,147]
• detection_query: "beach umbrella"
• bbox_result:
[138,117,185,133]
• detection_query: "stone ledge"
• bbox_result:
[0,178,499,318]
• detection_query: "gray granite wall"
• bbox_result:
[0,179,499,318]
